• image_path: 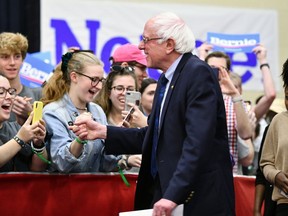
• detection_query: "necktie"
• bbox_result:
[151,74,168,178]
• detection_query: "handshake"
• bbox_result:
[69,112,107,140]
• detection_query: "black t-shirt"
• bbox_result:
[0,121,33,172]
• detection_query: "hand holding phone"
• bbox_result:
[123,107,135,123]
[32,101,43,124]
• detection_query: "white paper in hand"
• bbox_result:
[119,204,183,216]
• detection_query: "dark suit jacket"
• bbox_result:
[105,53,235,215]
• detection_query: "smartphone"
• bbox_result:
[32,101,43,124]
[125,91,141,111]
[123,107,135,123]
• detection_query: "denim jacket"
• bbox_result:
[43,94,121,173]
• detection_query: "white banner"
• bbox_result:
[41,0,279,91]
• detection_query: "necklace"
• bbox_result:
[75,107,87,111]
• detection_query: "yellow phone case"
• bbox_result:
[32,101,43,124]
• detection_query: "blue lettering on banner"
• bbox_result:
[20,54,54,88]
[86,21,101,53]
[227,52,256,83]
[50,19,256,83]
[51,19,83,62]
[100,37,130,72]
[50,18,162,79]
[207,32,259,53]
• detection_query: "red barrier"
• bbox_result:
[234,175,256,216]
[0,173,255,216]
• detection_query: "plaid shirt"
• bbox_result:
[223,94,238,174]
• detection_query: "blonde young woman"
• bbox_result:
[42,51,126,173]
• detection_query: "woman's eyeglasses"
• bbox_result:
[111,85,135,94]
[0,87,17,98]
[75,72,106,87]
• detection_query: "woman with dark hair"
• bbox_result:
[95,65,137,126]
[260,58,288,216]
[94,65,141,170]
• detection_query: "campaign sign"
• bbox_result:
[20,53,54,88]
[31,51,52,64]
[207,32,260,53]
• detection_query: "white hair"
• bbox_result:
[151,12,195,54]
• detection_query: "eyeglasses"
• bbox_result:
[75,72,106,87]
[141,36,163,44]
[110,65,134,73]
[0,87,17,98]
[111,85,135,94]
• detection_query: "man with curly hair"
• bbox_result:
[0,32,42,122]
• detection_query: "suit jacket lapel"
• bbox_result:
[159,53,192,130]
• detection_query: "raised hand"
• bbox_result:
[122,104,147,128]
[12,96,33,123]
[218,67,239,97]
[16,112,45,143]
[32,119,46,147]
[197,42,213,60]
[252,44,268,64]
